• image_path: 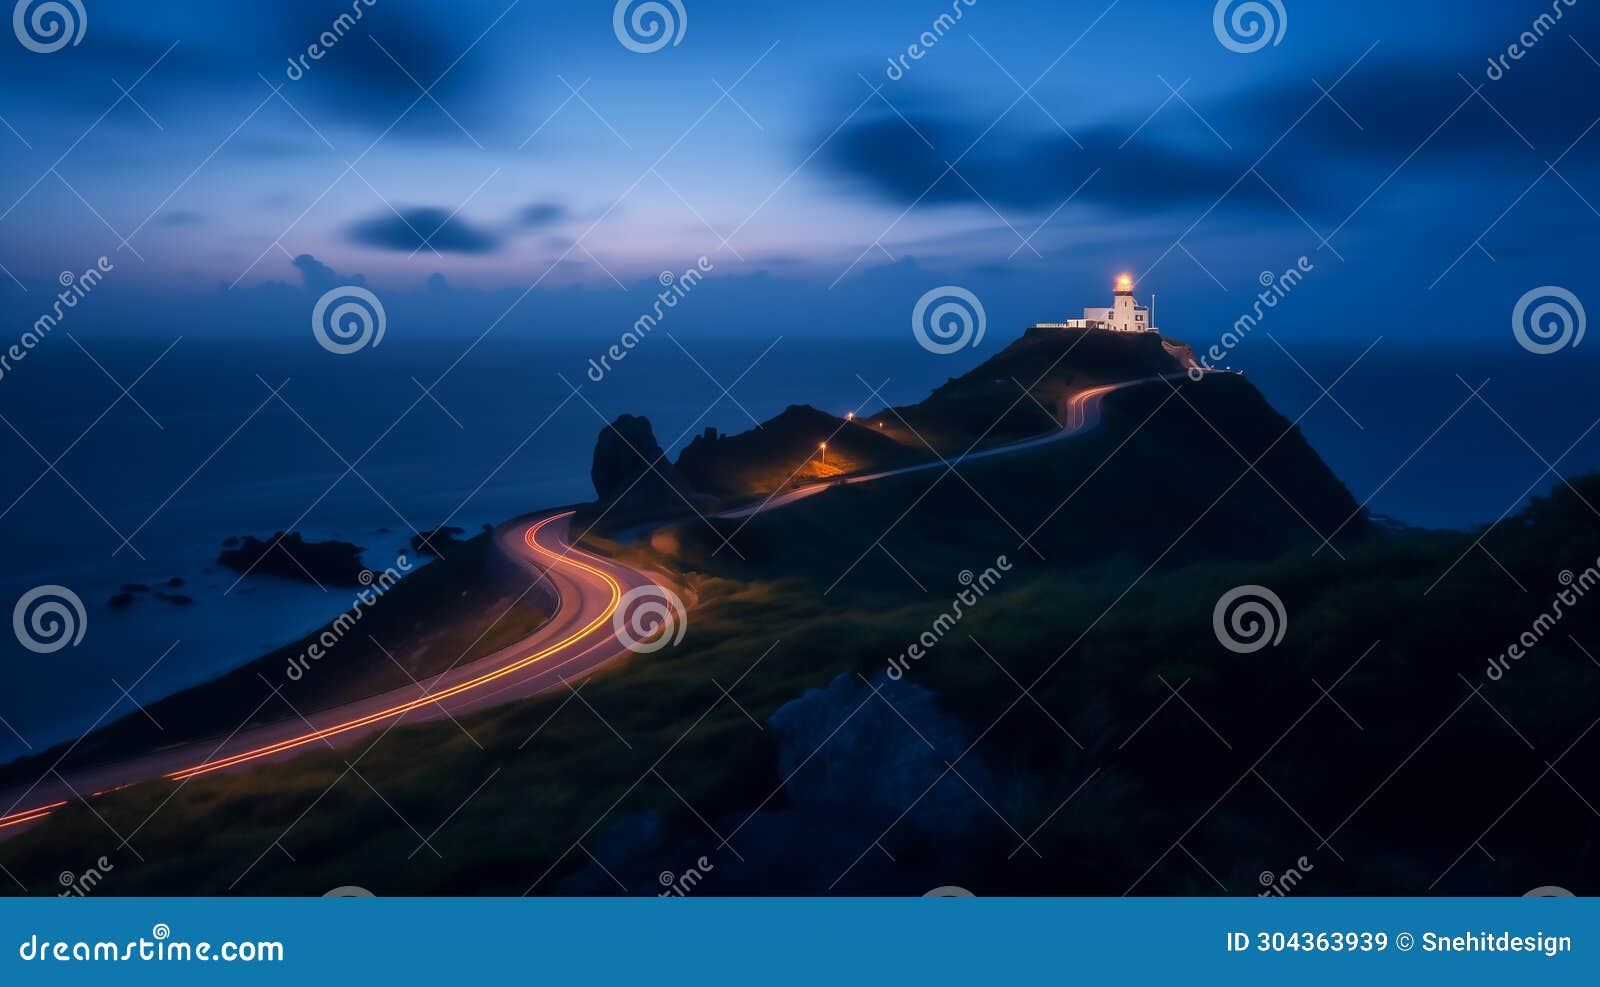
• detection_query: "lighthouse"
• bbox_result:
[1039,273,1159,333]
[1109,273,1145,332]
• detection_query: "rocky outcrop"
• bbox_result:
[552,673,995,896]
[588,415,704,527]
[1161,337,1200,372]
[768,672,991,835]
[217,533,367,587]
[411,525,466,557]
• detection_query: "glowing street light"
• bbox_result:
[819,442,828,464]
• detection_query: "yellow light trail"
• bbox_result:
[0,512,624,829]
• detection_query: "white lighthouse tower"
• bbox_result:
[1044,273,1158,333]
[1109,273,1145,331]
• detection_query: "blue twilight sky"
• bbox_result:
[0,0,1596,342]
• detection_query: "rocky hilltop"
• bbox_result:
[672,327,1198,501]
[584,327,1199,509]
[575,326,1362,566]
[677,405,921,496]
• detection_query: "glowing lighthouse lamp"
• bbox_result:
[1043,273,1160,333]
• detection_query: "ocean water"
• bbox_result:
[1,329,1597,763]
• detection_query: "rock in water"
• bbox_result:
[411,525,466,557]
[217,533,367,587]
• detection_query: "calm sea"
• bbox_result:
[1,330,1596,762]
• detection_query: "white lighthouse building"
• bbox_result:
[1037,274,1158,333]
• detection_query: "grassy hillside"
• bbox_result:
[6,332,1592,897]
[877,326,1193,452]
[661,373,1365,595]
[677,405,924,497]
[4,477,1596,896]
[672,327,1192,499]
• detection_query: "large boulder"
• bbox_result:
[768,671,992,836]
[589,415,702,527]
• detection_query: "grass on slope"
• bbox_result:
[6,377,1596,896]
[669,327,1190,499]
[677,405,924,498]
[6,484,1597,896]
[662,373,1366,597]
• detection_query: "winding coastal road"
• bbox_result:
[0,514,658,836]
[0,373,1178,838]
[717,375,1177,518]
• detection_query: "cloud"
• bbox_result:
[292,254,364,293]
[516,202,570,229]
[820,36,1600,231]
[822,109,1285,214]
[1222,51,1600,167]
[270,3,488,132]
[346,208,503,254]
[159,210,205,227]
